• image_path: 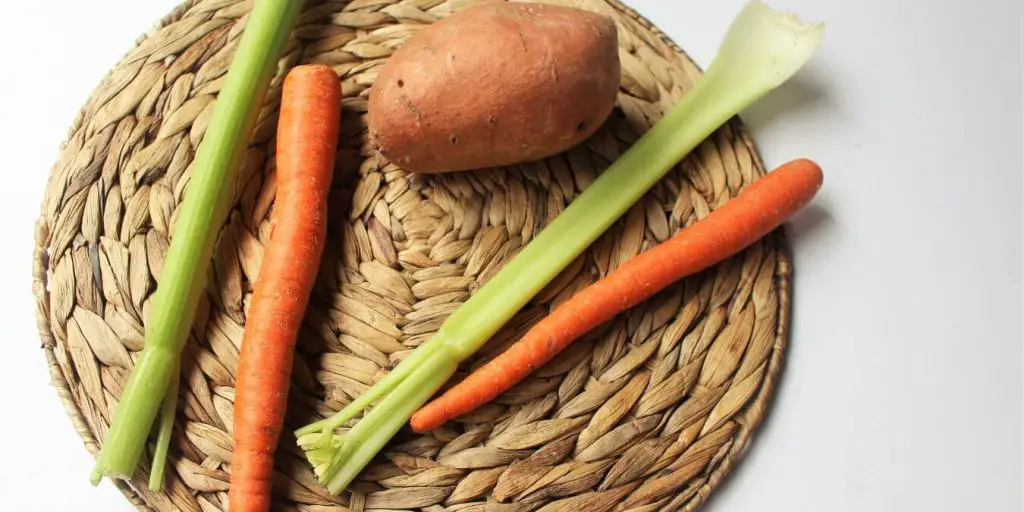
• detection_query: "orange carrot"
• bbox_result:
[410,158,823,432]
[230,64,340,512]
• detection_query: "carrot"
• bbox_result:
[229,64,340,512]
[410,158,823,432]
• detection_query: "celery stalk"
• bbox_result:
[148,361,180,491]
[321,350,459,493]
[439,0,825,360]
[298,0,824,493]
[91,0,303,485]
[294,338,443,440]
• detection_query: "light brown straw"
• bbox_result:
[32,1,792,510]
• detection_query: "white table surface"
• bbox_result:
[1,0,1020,510]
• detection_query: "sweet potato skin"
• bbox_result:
[368,1,620,173]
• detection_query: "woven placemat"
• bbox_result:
[32,0,791,510]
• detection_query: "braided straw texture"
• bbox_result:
[32,0,791,510]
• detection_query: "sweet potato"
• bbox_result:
[367,1,621,174]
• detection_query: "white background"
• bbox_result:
[1,0,1020,510]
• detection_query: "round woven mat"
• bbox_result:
[32,0,792,510]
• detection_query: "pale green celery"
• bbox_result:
[148,361,180,491]
[297,432,347,479]
[298,0,823,494]
[321,349,459,493]
[91,0,304,485]
[294,339,443,440]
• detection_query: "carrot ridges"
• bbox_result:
[410,158,823,432]
[229,64,341,512]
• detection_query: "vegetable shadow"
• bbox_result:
[786,201,833,248]
[695,201,832,512]
[739,74,830,134]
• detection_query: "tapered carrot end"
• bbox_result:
[410,408,442,433]
[285,63,340,82]
[779,157,823,191]
[758,158,824,217]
